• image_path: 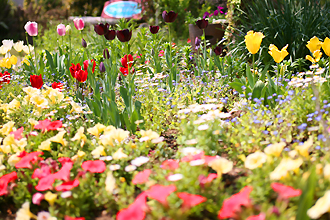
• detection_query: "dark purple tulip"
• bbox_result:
[103,48,110,59]
[104,30,116,40]
[116,29,132,42]
[196,19,208,30]
[203,11,210,19]
[162,11,178,23]
[99,62,105,73]
[214,46,222,55]
[94,23,109,35]
[82,38,87,48]
[149,25,160,34]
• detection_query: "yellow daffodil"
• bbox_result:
[91,146,106,158]
[245,30,265,54]
[49,131,67,146]
[322,37,330,57]
[268,44,289,63]
[45,191,57,206]
[307,190,330,219]
[139,130,160,142]
[105,171,117,194]
[0,121,15,135]
[244,151,267,170]
[264,142,286,157]
[307,36,322,53]
[295,137,313,158]
[208,157,233,176]
[13,41,24,52]
[306,50,322,63]
[113,148,128,160]
[0,58,11,68]
[15,202,37,219]
[87,123,106,137]
[38,139,52,151]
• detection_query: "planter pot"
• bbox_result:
[189,20,227,50]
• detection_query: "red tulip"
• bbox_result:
[120,67,129,76]
[30,74,43,89]
[75,70,88,83]
[0,71,10,84]
[81,160,106,173]
[51,82,63,90]
[83,59,96,73]
[69,63,81,78]
[117,29,132,42]
[196,18,209,29]
[162,11,178,23]
[149,26,160,34]
[121,54,133,68]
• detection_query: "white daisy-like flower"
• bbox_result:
[125,165,137,172]
[109,164,121,171]
[131,156,149,167]
[167,173,183,181]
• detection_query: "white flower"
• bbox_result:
[109,164,121,171]
[189,159,205,166]
[197,124,209,130]
[167,174,183,181]
[125,165,137,172]
[99,156,113,161]
[180,147,202,156]
[131,156,149,167]
[61,191,72,198]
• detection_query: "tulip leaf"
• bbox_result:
[120,86,130,110]
[45,50,55,73]
[252,80,265,100]
[296,166,316,220]
[228,82,244,94]
[246,64,255,88]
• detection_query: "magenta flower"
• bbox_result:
[24,21,38,36]
[149,26,160,34]
[73,18,84,31]
[57,24,66,36]
[203,12,210,19]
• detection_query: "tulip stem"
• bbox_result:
[277,63,281,93]
[252,54,255,81]
[25,33,36,74]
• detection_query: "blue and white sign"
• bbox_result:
[103,1,142,18]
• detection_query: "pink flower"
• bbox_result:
[0,172,17,196]
[177,192,207,210]
[132,169,152,185]
[73,18,85,31]
[57,24,66,36]
[117,192,148,220]
[271,182,302,199]
[10,127,24,140]
[218,186,253,219]
[24,21,38,36]
[55,179,80,191]
[32,192,44,205]
[161,159,179,170]
[15,152,43,169]
[81,160,106,173]
[246,213,266,220]
[198,173,217,187]
[145,184,176,206]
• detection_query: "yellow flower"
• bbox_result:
[323,164,330,179]
[22,45,34,54]
[46,88,64,104]
[15,202,37,220]
[91,146,106,158]
[103,125,116,134]
[322,37,330,57]
[268,44,289,63]
[71,127,86,142]
[28,118,39,127]
[0,58,11,68]
[87,123,106,137]
[49,131,67,146]
[30,95,49,109]
[100,128,129,147]
[8,99,20,109]
[38,139,52,151]
[0,45,10,55]
[21,58,30,66]
[13,41,24,52]
[77,150,86,158]
[70,101,84,113]
[306,50,322,63]
[113,148,128,160]
[8,153,21,166]
[23,87,41,98]
[45,191,57,206]
[0,121,15,135]
[295,137,313,158]
[306,36,322,53]
[244,151,267,170]
[264,142,286,157]
[105,171,117,194]
[139,130,160,142]
[209,157,233,176]
[270,158,303,180]
[245,30,265,54]
[307,190,330,219]
[9,55,17,66]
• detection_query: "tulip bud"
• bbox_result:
[99,62,105,73]
[196,19,209,30]
[66,25,72,35]
[57,24,66,36]
[162,11,178,23]
[103,48,110,59]
[82,38,87,48]
[149,26,160,34]
[116,29,132,42]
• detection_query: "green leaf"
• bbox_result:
[228,82,244,94]
[246,63,254,88]
[45,50,55,73]
[296,166,316,220]
[252,80,265,99]
[120,86,130,109]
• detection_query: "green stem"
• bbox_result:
[277,63,281,93]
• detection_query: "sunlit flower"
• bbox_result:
[307,190,330,219]
[0,121,15,135]
[268,44,289,63]
[245,30,264,54]
[87,123,106,137]
[245,151,267,170]
[209,157,233,176]
[306,50,322,63]
[105,171,117,194]
[264,142,286,157]
[139,130,159,142]
[270,158,303,180]
[91,146,106,158]
[38,139,51,151]
[15,202,36,220]
[13,41,24,52]
[295,137,313,158]
[44,191,57,206]
[131,156,149,166]
[113,148,128,160]
[49,131,67,146]
[30,95,49,109]
[306,36,322,53]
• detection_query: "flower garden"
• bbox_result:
[1,1,330,220]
